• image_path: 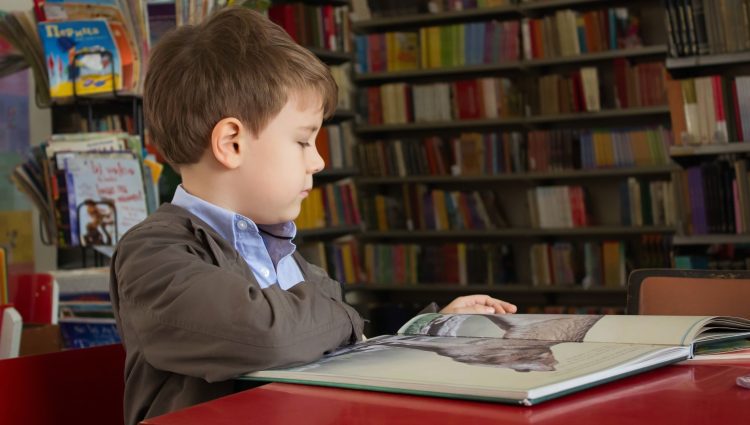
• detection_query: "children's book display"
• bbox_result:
[11,131,156,247]
[1,0,252,103]
[242,312,750,405]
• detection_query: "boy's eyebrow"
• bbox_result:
[297,125,319,133]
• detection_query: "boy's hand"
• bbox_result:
[439,295,517,315]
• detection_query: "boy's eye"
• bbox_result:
[298,141,311,148]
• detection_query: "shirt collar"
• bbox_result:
[170,185,298,244]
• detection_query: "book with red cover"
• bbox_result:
[9,273,59,325]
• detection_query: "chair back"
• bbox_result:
[627,269,750,319]
[0,344,125,425]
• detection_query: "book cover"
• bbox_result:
[38,19,123,98]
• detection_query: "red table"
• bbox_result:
[143,362,750,425]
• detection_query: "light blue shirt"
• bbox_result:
[171,185,304,290]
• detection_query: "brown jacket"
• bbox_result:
[110,203,364,425]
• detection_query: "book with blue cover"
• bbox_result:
[38,19,122,98]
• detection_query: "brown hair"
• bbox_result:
[144,7,338,166]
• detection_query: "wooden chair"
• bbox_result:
[626,269,750,319]
[0,344,125,425]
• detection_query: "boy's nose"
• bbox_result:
[309,148,325,174]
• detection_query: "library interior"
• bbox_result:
[0,0,750,424]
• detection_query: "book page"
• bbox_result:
[247,335,688,402]
[399,313,720,346]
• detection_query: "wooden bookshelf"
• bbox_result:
[666,52,750,70]
[316,167,359,179]
[332,108,356,120]
[349,0,672,315]
[352,0,616,31]
[359,227,676,240]
[355,45,668,83]
[356,107,669,134]
[669,143,750,157]
[296,225,362,240]
[308,47,354,64]
[352,5,518,31]
[356,165,677,185]
[672,234,750,246]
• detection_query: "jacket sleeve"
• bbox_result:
[113,223,364,383]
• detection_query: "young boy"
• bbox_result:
[110,7,516,425]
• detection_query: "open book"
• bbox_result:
[241,313,750,405]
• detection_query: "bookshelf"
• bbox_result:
[346,0,674,323]
[663,0,750,271]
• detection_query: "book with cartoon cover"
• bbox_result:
[241,313,750,405]
[38,19,122,98]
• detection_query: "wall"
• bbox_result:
[5,0,56,272]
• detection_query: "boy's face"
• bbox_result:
[236,93,325,225]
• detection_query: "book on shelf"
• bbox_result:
[531,236,671,289]
[672,159,750,235]
[363,242,515,286]
[316,121,356,170]
[620,178,675,227]
[665,0,750,57]
[521,7,642,60]
[299,237,363,285]
[667,74,750,146]
[296,179,362,231]
[241,312,750,405]
[527,185,589,229]
[358,128,671,178]
[268,2,352,53]
[363,186,509,231]
[359,61,666,125]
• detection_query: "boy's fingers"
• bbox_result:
[486,298,517,314]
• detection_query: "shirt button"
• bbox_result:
[261,268,270,278]
[236,220,248,230]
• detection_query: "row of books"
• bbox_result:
[268,3,352,53]
[11,132,159,247]
[530,236,671,288]
[360,63,666,125]
[535,62,666,116]
[361,243,516,286]
[620,179,675,227]
[353,6,643,72]
[527,186,589,229]
[521,8,642,60]
[675,244,750,270]
[54,111,138,134]
[354,20,520,72]
[316,122,356,170]
[673,159,750,235]
[363,187,508,231]
[361,0,512,18]
[667,75,750,146]
[357,128,671,177]
[295,179,361,230]
[360,77,519,125]
[298,237,362,285]
[665,0,750,57]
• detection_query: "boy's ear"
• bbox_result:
[210,117,248,169]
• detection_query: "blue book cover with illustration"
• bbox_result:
[38,19,122,98]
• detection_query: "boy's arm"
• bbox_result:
[113,225,363,383]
